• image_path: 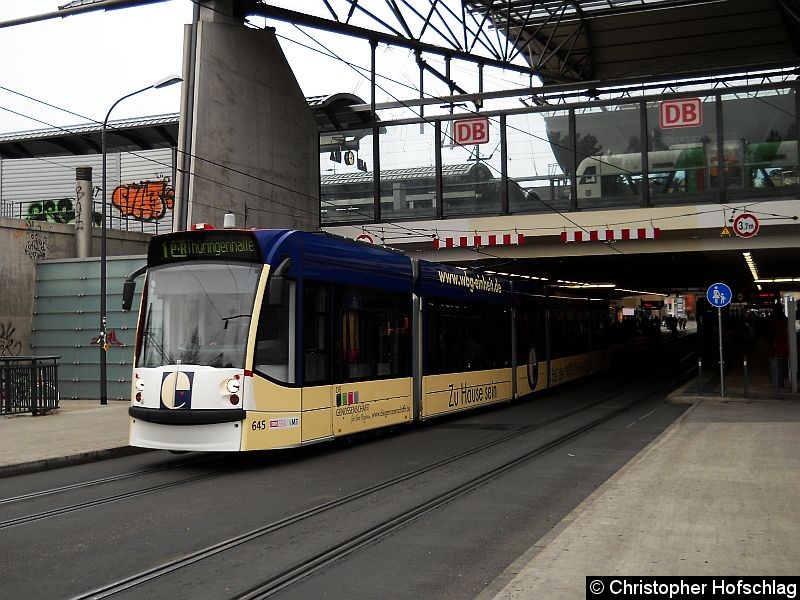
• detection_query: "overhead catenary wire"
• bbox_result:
[2,2,794,269]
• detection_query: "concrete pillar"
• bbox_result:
[179,13,318,231]
[75,167,93,257]
[393,183,406,211]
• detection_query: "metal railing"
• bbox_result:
[0,356,60,416]
[2,199,173,235]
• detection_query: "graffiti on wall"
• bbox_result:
[17,220,49,263]
[90,329,125,350]
[25,198,101,226]
[27,198,73,223]
[111,179,174,222]
[21,177,172,226]
[0,321,23,357]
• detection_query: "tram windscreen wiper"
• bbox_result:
[221,314,250,330]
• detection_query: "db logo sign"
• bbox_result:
[453,117,490,145]
[659,98,702,129]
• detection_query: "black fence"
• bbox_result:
[0,356,60,416]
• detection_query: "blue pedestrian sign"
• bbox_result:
[707,283,732,308]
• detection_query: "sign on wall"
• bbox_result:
[453,117,490,145]
[659,98,702,129]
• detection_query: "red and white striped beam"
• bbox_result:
[560,227,661,243]
[434,233,524,250]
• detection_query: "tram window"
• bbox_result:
[425,301,510,375]
[579,165,597,184]
[515,304,547,364]
[335,286,411,383]
[600,174,635,196]
[138,263,260,369]
[550,306,590,358]
[254,272,296,384]
[303,281,330,385]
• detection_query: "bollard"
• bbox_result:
[743,358,749,398]
[697,357,703,396]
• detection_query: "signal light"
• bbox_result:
[225,375,241,394]
[229,394,240,405]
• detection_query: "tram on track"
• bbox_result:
[124,228,612,452]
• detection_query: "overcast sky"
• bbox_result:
[0,1,533,136]
[0,1,399,135]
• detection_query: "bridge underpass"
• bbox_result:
[328,201,800,302]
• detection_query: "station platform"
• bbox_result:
[481,346,800,598]
[1,343,798,597]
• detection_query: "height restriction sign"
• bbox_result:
[732,213,760,238]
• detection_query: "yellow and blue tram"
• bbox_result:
[125,228,611,452]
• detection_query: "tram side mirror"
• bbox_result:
[122,280,136,311]
[268,278,284,307]
[268,257,292,307]
[122,264,147,312]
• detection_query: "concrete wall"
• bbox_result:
[0,217,150,357]
[184,20,319,230]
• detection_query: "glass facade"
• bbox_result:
[507,110,571,213]
[575,104,643,210]
[379,123,438,221]
[721,89,798,199]
[320,128,378,224]
[646,95,718,205]
[319,83,800,224]
[440,116,504,216]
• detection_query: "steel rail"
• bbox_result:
[69,348,696,599]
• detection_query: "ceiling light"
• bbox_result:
[743,251,760,282]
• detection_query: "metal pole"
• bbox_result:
[100,119,109,405]
[743,358,749,398]
[697,357,703,396]
[100,78,181,405]
[787,296,797,393]
[718,307,725,398]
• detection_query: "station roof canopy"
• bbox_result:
[0,93,376,159]
[467,0,800,86]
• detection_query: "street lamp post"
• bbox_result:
[100,76,181,405]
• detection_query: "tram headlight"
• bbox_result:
[134,376,145,392]
[225,376,241,394]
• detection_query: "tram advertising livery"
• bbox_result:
[125,229,611,452]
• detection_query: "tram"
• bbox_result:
[124,228,611,452]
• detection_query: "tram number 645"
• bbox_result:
[252,419,267,431]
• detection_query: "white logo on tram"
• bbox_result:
[269,417,299,429]
[161,371,193,409]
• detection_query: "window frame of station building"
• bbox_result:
[319,81,800,225]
